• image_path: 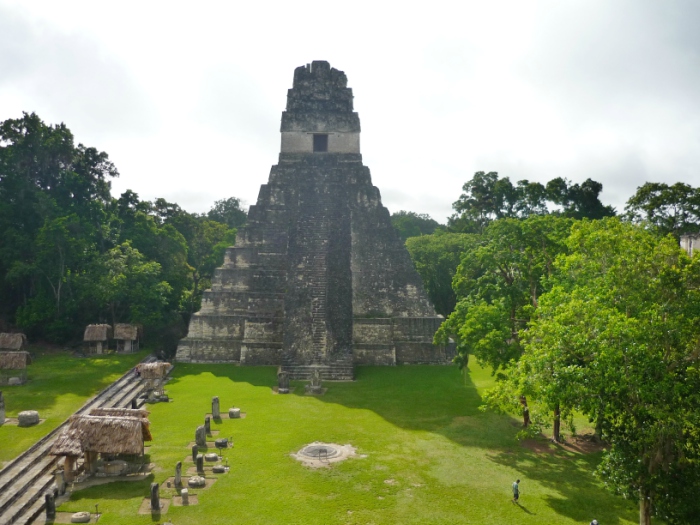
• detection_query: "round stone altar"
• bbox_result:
[291,442,363,468]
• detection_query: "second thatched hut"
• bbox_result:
[114,324,140,353]
[0,351,32,385]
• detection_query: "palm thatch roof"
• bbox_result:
[114,324,139,341]
[83,324,112,342]
[137,362,171,379]
[0,351,32,370]
[0,333,27,350]
[50,414,152,457]
[89,407,149,418]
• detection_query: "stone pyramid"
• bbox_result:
[176,61,453,379]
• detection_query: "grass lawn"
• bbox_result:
[0,348,146,464]
[55,362,644,525]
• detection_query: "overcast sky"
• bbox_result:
[2,0,699,223]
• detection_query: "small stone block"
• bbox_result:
[71,511,91,523]
[204,453,219,462]
[18,410,39,427]
[8,377,22,386]
[212,464,227,473]
[229,408,241,418]
[188,476,206,488]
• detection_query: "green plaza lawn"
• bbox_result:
[50,362,642,525]
[0,349,146,465]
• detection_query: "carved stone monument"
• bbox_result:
[55,469,66,495]
[191,444,198,463]
[212,396,220,418]
[305,368,323,394]
[150,482,160,511]
[196,454,204,475]
[175,461,182,486]
[204,416,211,435]
[45,491,56,520]
[176,61,454,378]
[195,425,206,447]
[181,488,189,505]
[277,368,290,394]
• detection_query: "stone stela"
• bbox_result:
[176,60,454,379]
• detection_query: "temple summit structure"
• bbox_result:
[176,61,453,379]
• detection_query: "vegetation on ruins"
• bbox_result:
[0,113,244,353]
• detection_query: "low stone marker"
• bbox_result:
[212,396,220,418]
[188,475,206,488]
[8,377,22,386]
[204,415,211,434]
[212,464,227,473]
[71,511,91,523]
[277,367,290,394]
[18,410,39,427]
[215,437,229,449]
[229,407,241,418]
[196,454,204,474]
[191,444,198,462]
[204,452,218,462]
[181,488,189,505]
[150,482,160,512]
[195,425,206,447]
[175,461,182,486]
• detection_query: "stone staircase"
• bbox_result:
[0,355,164,525]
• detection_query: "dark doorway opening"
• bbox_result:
[313,134,328,152]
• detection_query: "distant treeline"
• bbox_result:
[0,113,247,353]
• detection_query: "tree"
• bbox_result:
[207,197,247,229]
[521,219,700,524]
[546,177,616,219]
[625,182,700,237]
[390,210,441,242]
[405,232,477,316]
[435,215,573,427]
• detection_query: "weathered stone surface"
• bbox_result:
[229,408,240,418]
[196,454,204,474]
[8,377,21,386]
[188,476,206,488]
[71,511,91,523]
[204,453,218,462]
[204,416,211,434]
[212,464,227,473]
[18,410,39,426]
[181,488,189,504]
[215,437,229,448]
[45,492,56,519]
[150,482,160,511]
[195,425,206,447]
[175,461,182,486]
[176,61,454,375]
[191,444,198,462]
[212,396,220,418]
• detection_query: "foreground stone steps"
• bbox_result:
[0,355,159,524]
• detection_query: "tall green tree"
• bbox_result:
[207,196,247,229]
[435,215,573,426]
[520,219,700,524]
[625,182,700,237]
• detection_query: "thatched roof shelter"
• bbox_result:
[0,351,32,370]
[0,333,27,350]
[114,324,139,341]
[89,407,149,418]
[137,362,171,379]
[83,324,113,342]
[50,414,152,457]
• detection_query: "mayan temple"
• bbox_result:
[176,61,452,379]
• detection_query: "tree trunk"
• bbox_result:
[553,404,561,442]
[520,396,530,427]
[639,489,651,525]
[595,409,604,441]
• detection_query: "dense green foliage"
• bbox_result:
[0,113,244,353]
[390,210,441,241]
[449,171,615,233]
[625,182,700,237]
[15,363,638,524]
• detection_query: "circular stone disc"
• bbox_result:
[300,444,341,459]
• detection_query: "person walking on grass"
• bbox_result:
[512,479,520,503]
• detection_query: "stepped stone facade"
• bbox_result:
[176,61,453,379]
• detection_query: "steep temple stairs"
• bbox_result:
[176,61,455,379]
